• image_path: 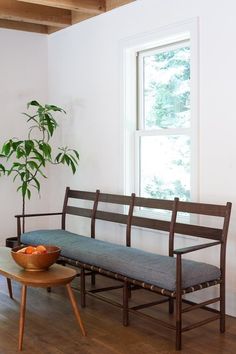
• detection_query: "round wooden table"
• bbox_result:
[0,247,86,351]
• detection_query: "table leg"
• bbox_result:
[18,285,27,351]
[66,283,86,336]
[6,278,13,299]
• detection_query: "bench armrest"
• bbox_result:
[15,212,63,219]
[173,241,221,255]
[15,212,63,240]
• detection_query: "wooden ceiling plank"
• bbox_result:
[0,0,71,27]
[0,19,47,33]
[17,0,105,15]
[71,10,95,24]
[47,25,63,34]
[105,0,134,11]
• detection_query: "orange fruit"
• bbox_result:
[25,246,36,254]
[36,245,47,254]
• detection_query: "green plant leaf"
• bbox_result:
[64,154,70,166]
[25,140,34,156]
[13,174,18,182]
[32,149,46,166]
[73,149,80,160]
[55,152,62,163]
[39,142,52,158]
[45,104,66,114]
[13,162,23,168]
[27,160,39,170]
[27,188,31,200]
[22,182,27,197]
[12,141,23,150]
[38,169,47,178]
[16,148,25,159]
[32,177,40,192]
[46,117,54,137]
[0,164,5,173]
[70,159,76,174]
[2,141,11,155]
[20,172,26,180]
[27,100,40,108]
[68,153,79,165]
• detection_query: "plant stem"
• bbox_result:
[22,194,25,234]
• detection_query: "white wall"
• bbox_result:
[0,29,48,242]
[47,0,236,316]
[0,0,235,317]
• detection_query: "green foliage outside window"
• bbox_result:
[141,46,191,201]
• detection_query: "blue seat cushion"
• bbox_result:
[21,229,221,291]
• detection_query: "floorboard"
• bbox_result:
[0,274,235,353]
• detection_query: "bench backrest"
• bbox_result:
[62,187,231,258]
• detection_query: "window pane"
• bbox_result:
[140,135,190,200]
[143,46,190,129]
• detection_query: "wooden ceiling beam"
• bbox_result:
[0,0,136,34]
[71,10,95,24]
[17,0,105,15]
[0,0,71,28]
[0,18,48,33]
[47,25,63,34]
[105,0,134,11]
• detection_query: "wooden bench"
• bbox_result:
[16,187,232,350]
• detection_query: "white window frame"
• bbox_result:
[120,19,199,209]
[136,39,191,199]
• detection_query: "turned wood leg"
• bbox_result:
[176,254,182,351]
[169,298,174,314]
[7,278,13,299]
[123,281,129,326]
[176,293,182,350]
[19,285,27,351]
[91,272,96,286]
[128,284,132,299]
[80,268,86,308]
[66,283,86,336]
[220,281,225,332]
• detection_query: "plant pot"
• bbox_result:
[5,237,19,249]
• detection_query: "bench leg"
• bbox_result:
[220,281,225,332]
[91,271,96,286]
[176,254,182,350]
[7,278,13,299]
[169,297,174,314]
[80,268,86,308]
[128,284,132,299]
[123,281,129,326]
[176,292,182,350]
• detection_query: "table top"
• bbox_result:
[0,247,77,287]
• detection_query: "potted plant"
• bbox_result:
[0,100,79,239]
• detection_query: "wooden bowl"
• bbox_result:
[11,245,61,271]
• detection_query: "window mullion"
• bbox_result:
[136,128,191,137]
[137,52,144,130]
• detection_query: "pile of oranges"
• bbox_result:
[17,245,47,255]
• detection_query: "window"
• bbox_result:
[137,41,191,200]
[123,20,198,204]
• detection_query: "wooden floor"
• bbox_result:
[0,274,236,354]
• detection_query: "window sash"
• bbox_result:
[136,39,192,201]
[137,39,191,131]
